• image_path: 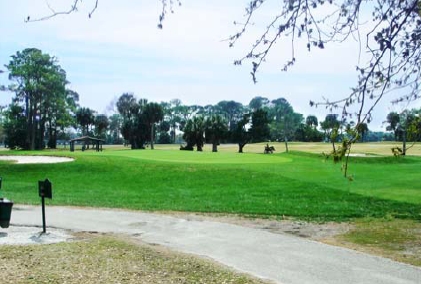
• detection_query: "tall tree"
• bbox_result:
[385,112,402,141]
[157,120,171,144]
[294,122,323,142]
[108,114,123,144]
[407,110,421,143]
[305,115,318,129]
[269,98,303,152]
[94,114,109,139]
[295,115,323,142]
[176,103,193,134]
[202,104,218,116]
[231,113,251,153]
[216,100,245,131]
[204,114,228,152]
[116,94,165,149]
[231,109,270,153]
[117,95,149,149]
[249,96,269,111]
[0,105,7,145]
[143,102,164,149]
[408,109,421,136]
[356,123,369,142]
[116,93,140,148]
[385,109,421,155]
[182,116,205,151]
[320,114,341,152]
[116,93,138,119]
[167,99,186,143]
[249,109,270,143]
[76,107,96,136]
[6,48,68,150]
[3,104,27,149]
[45,89,79,148]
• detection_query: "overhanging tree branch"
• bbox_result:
[25,0,90,22]
[231,0,421,128]
[25,0,181,27]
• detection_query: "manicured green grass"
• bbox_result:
[1,147,420,221]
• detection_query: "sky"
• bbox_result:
[1,0,419,131]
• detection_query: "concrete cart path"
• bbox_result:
[8,205,421,284]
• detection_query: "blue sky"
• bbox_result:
[1,0,418,131]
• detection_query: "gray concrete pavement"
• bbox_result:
[6,205,421,284]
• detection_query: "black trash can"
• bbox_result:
[0,198,13,228]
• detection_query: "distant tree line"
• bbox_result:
[1,48,420,153]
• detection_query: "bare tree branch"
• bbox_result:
[26,0,83,22]
[25,0,181,27]
[230,0,420,130]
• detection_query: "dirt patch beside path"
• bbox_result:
[166,212,421,267]
[165,212,353,241]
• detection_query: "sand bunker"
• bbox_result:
[0,156,74,164]
[348,153,378,157]
[0,226,73,245]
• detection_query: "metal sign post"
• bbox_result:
[38,179,52,233]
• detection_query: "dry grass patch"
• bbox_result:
[184,142,421,156]
[58,141,421,156]
[324,218,421,267]
[0,233,271,284]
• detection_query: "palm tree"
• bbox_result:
[116,93,141,148]
[320,114,341,151]
[182,116,205,151]
[385,112,401,141]
[76,107,95,136]
[94,114,109,139]
[205,114,228,152]
[356,122,369,142]
[143,102,164,149]
[305,115,318,129]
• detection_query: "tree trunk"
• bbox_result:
[343,153,350,178]
[150,124,155,150]
[25,95,30,149]
[402,130,407,155]
[30,106,37,150]
[52,128,57,148]
[284,136,289,153]
[171,123,176,143]
[238,143,246,153]
[48,121,57,149]
[48,122,53,147]
[36,115,45,150]
[212,141,218,152]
